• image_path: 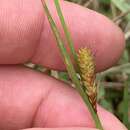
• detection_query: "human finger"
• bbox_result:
[0,66,126,130]
[0,0,125,71]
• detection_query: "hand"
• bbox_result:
[0,0,126,130]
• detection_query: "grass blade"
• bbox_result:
[123,74,129,128]
[54,0,78,69]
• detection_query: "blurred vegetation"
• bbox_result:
[26,0,130,129]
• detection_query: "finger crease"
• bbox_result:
[31,85,54,127]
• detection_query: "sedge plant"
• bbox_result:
[41,0,104,130]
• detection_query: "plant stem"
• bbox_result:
[41,1,103,129]
[54,0,79,71]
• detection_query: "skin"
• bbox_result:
[0,0,127,130]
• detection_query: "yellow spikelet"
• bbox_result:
[77,48,97,112]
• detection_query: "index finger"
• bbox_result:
[0,0,125,71]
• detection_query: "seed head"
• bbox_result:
[77,48,97,112]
